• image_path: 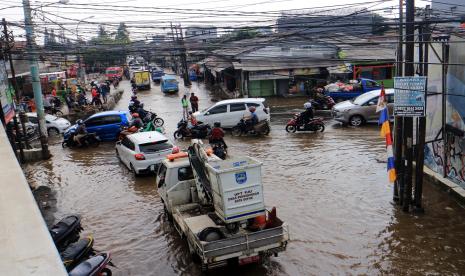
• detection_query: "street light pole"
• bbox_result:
[22,0,49,159]
[76,16,93,83]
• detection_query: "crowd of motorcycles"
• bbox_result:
[49,214,113,276]
[62,91,330,152]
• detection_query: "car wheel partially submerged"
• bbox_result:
[48,127,60,136]
[349,115,364,127]
[130,163,139,176]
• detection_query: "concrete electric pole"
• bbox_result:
[22,0,49,159]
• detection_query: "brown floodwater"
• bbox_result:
[24,79,465,275]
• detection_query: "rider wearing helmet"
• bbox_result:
[129,95,142,113]
[244,105,259,131]
[300,101,314,125]
[74,119,87,146]
[129,113,144,129]
[209,122,227,149]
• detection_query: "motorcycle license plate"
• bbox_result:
[150,165,156,171]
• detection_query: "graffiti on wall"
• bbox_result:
[424,36,465,188]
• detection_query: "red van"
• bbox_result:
[105,67,123,80]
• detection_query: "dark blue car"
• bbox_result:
[65,111,130,141]
[151,68,164,82]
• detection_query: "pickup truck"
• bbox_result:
[326,78,380,102]
[156,141,289,271]
[133,70,151,90]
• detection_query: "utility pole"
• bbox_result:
[393,0,404,204]
[402,0,415,212]
[178,25,191,87]
[22,0,49,159]
[413,5,431,213]
[2,18,26,162]
[169,22,178,74]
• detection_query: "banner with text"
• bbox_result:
[394,76,427,117]
[0,60,15,123]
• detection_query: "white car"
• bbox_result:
[115,131,176,176]
[26,113,71,135]
[193,98,270,128]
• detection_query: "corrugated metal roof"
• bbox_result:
[233,58,343,71]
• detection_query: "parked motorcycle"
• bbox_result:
[61,236,95,271]
[174,120,210,139]
[142,111,164,127]
[49,214,83,251]
[69,252,112,276]
[285,114,325,133]
[231,119,270,136]
[62,131,100,148]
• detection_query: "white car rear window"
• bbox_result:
[139,140,172,153]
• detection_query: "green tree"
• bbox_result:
[97,25,109,40]
[372,14,389,35]
[115,22,130,43]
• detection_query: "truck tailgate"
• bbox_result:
[194,224,289,259]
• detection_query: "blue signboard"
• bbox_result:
[394,76,427,117]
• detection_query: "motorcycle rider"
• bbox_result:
[129,113,144,129]
[119,113,143,139]
[74,120,87,146]
[299,102,314,125]
[129,95,141,113]
[244,106,258,132]
[209,122,227,149]
[188,111,198,127]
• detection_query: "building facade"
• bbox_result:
[185,26,217,43]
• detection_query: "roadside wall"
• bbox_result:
[0,124,67,275]
[424,35,465,190]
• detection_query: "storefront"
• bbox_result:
[247,70,288,97]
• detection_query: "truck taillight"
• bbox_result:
[135,153,145,160]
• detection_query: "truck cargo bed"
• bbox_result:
[173,204,289,262]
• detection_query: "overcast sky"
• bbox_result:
[0,0,429,41]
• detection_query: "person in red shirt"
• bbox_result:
[188,111,198,126]
[209,122,227,149]
[189,92,199,112]
[51,87,57,97]
[91,86,101,106]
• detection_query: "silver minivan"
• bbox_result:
[332,89,394,126]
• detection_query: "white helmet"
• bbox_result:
[304,102,312,109]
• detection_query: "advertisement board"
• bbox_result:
[0,60,15,123]
[394,76,427,117]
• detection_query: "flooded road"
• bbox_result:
[24,79,465,275]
